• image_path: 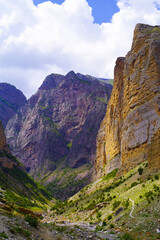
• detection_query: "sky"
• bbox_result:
[0,0,160,98]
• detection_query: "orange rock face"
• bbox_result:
[94,24,160,179]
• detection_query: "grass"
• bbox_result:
[48,162,160,239]
[0,232,8,239]
[96,97,108,104]
[67,142,72,149]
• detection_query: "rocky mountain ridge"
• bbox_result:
[0,83,27,128]
[5,71,112,197]
[94,23,160,179]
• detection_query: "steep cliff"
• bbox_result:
[0,83,27,128]
[6,72,112,188]
[94,24,160,179]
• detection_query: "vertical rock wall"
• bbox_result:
[94,24,160,179]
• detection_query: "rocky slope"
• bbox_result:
[0,120,51,211]
[0,83,27,128]
[94,24,160,179]
[5,71,112,197]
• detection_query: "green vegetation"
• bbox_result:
[41,156,92,200]
[42,116,61,136]
[96,97,108,104]
[138,167,143,175]
[102,169,118,181]
[0,97,17,112]
[67,142,72,149]
[10,225,31,237]
[47,161,160,240]
[0,150,51,217]
[112,200,121,211]
[119,233,134,240]
[0,232,8,239]
[109,79,114,85]
[24,214,38,228]
[79,79,91,84]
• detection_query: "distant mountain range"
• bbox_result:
[0,83,27,128]
[4,71,112,199]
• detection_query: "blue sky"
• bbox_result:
[0,0,160,97]
[33,0,119,23]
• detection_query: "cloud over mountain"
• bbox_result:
[0,0,160,97]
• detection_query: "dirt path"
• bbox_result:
[129,198,134,218]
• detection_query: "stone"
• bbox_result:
[94,24,160,179]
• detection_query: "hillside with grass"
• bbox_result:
[46,162,160,239]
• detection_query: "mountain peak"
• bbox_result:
[65,71,77,79]
[39,73,64,90]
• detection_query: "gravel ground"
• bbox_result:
[0,212,119,240]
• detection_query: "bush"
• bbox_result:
[0,232,8,239]
[119,233,134,240]
[96,211,101,219]
[109,223,115,229]
[124,198,129,209]
[85,200,97,210]
[130,182,138,188]
[24,214,38,228]
[107,214,112,220]
[112,201,121,211]
[155,174,159,180]
[153,184,159,192]
[103,221,107,226]
[138,167,143,175]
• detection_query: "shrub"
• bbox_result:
[112,201,121,211]
[24,214,38,228]
[130,182,138,188]
[119,233,134,240]
[86,200,97,210]
[138,167,143,175]
[103,221,107,226]
[109,224,115,229]
[96,211,101,219]
[153,184,159,192]
[0,232,8,239]
[107,214,112,220]
[155,175,159,180]
[124,198,130,209]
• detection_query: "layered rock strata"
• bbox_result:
[6,71,112,179]
[94,24,160,179]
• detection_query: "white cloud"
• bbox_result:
[0,0,160,98]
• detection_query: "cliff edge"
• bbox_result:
[94,24,160,179]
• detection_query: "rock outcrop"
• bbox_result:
[6,72,112,180]
[94,24,160,179]
[0,121,13,169]
[0,83,27,127]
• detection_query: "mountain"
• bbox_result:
[94,23,160,179]
[0,120,51,211]
[0,83,27,128]
[44,24,160,240]
[5,71,112,198]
